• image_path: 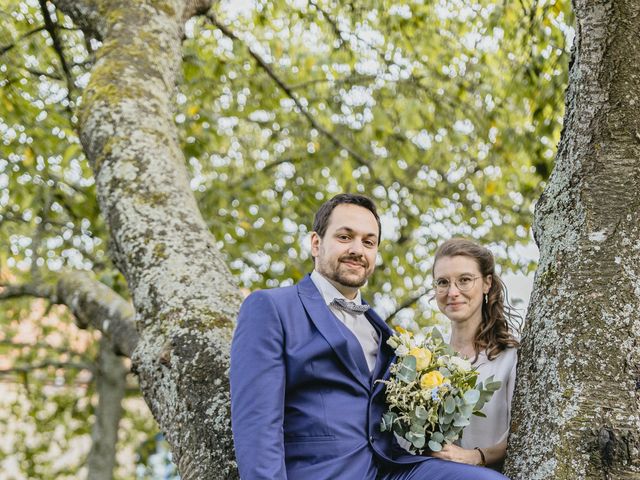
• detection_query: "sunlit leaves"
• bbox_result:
[1,0,572,475]
[177,0,571,323]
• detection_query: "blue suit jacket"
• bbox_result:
[230,275,428,479]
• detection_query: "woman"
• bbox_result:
[429,238,521,471]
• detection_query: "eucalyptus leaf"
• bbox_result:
[486,381,503,391]
[428,440,443,452]
[453,417,470,427]
[410,423,425,434]
[464,389,480,405]
[397,356,417,383]
[460,405,473,418]
[415,405,428,420]
[445,430,460,442]
[412,435,426,449]
[445,396,456,414]
[381,412,397,431]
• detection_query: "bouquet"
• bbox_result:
[379,327,501,454]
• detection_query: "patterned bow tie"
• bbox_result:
[330,298,371,315]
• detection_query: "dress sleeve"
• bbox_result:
[498,349,518,443]
[506,350,517,418]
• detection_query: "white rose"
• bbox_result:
[395,344,409,356]
[449,356,472,372]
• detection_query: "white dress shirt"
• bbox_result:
[310,270,380,372]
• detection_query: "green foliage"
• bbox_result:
[177,0,571,326]
[134,433,180,480]
[396,354,417,383]
[0,305,95,478]
[1,0,573,477]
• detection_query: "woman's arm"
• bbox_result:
[430,440,507,467]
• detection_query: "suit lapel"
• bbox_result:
[298,275,371,389]
[365,308,395,385]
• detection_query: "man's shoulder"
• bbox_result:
[243,279,307,304]
[238,282,308,323]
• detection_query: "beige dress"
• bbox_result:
[458,347,517,449]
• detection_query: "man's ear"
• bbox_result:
[310,232,321,257]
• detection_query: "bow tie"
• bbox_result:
[330,298,371,315]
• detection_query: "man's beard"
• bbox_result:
[319,254,370,288]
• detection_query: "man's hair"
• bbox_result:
[312,193,381,243]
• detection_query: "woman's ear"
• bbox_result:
[483,274,493,294]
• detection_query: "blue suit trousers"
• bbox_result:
[379,459,508,480]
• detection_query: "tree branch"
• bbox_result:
[23,66,63,80]
[0,283,55,300]
[39,0,75,99]
[47,169,91,196]
[289,73,377,91]
[226,156,305,190]
[50,0,104,40]
[30,188,52,285]
[86,337,127,480]
[0,339,91,360]
[0,26,46,56]
[0,271,138,358]
[384,288,430,323]
[0,360,94,375]
[308,0,344,48]
[206,12,375,172]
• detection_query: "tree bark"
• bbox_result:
[0,272,138,358]
[57,271,138,357]
[52,0,241,478]
[505,1,640,479]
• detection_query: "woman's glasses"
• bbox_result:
[433,275,480,294]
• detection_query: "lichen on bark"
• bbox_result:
[505,1,640,478]
[53,0,242,477]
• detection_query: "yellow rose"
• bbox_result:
[394,326,413,337]
[420,370,445,390]
[409,347,432,371]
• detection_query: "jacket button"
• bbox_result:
[369,435,374,443]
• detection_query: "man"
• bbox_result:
[230,193,507,479]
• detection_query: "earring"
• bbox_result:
[484,293,488,304]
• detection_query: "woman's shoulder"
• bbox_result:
[494,347,518,375]
[481,346,518,367]
[496,345,518,360]
[498,345,518,356]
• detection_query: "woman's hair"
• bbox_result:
[433,238,521,360]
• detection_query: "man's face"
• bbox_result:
[311,204,379,297]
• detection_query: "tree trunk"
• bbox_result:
[505,1,640,479]
[86,337,127,480]
[52,1,242,478]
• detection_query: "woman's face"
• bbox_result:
[433,255,491,326]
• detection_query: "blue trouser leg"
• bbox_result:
[379,458,509,480]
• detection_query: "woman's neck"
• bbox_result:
[450,319,481,359]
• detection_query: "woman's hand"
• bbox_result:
[430,444,483,465]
